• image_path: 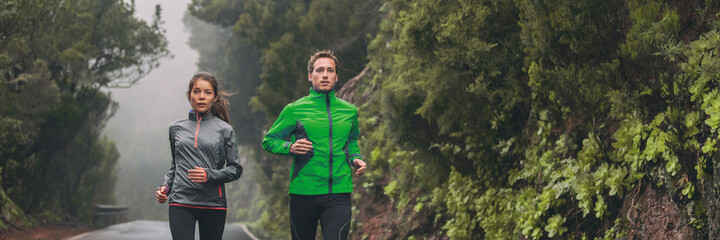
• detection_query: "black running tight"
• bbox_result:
[168,205,226,240]
[289,193,352,240]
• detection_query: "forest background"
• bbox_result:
[4,0,720,239]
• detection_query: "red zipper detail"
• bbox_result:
[194,114,202,148]
[218,185,222,197]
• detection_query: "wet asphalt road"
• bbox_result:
[65,220,258,240]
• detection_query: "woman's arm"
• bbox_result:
[205,128,243,184]
[157,126,177,202]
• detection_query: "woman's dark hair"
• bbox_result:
[186,72,231,124]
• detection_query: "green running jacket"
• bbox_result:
[262,89,363,195]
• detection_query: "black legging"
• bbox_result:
[289,193,352,240]
[168,205,226,240]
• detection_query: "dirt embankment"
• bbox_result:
[620,184,699,239]
[353,184,446,240]
[355,181,704,239]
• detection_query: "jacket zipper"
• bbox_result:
[194,113,221,197]
[194,114,202,148]
[326,94,334,194]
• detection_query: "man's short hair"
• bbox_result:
[307,50,339,73]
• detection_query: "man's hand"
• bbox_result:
[189,166,208,183]
[353,159,367,177]
[290,138,313,155]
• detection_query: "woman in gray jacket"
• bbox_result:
[155,72,243,240]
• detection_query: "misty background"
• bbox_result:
[103,0,193,221]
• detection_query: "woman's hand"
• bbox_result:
[156,186,168,203]
[353,159,367,177]
[189,166,208,183]
[290,138,313,155]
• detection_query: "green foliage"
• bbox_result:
[0,167,27,229]
[364,0,720,238]
[362,0,527,237]
[545,214,568,238]
[0,0,167,229]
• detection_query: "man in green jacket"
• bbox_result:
[262,50,367,240]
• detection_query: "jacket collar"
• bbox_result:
[188,109,213,121]
[308,87,336,99]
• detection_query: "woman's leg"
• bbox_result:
[319,193,351,240]
[169,205,197,240]
[197,208,227,240]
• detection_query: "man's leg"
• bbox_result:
[290,194,323,240]
[319,193,351,240]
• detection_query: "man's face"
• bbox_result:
[308,57,337,92]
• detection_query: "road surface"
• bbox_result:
[65,220,259,240]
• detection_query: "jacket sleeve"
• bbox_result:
[159,125,177,190]
[347,108,363,161]
[207,128,243,184]
[262,105,296,155]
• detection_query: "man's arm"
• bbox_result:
[346,108,363,164]
[262,106,296,155]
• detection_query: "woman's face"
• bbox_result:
[190,79,216,114]
[308,57,337,92]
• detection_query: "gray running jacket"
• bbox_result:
[159,110,243,209]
